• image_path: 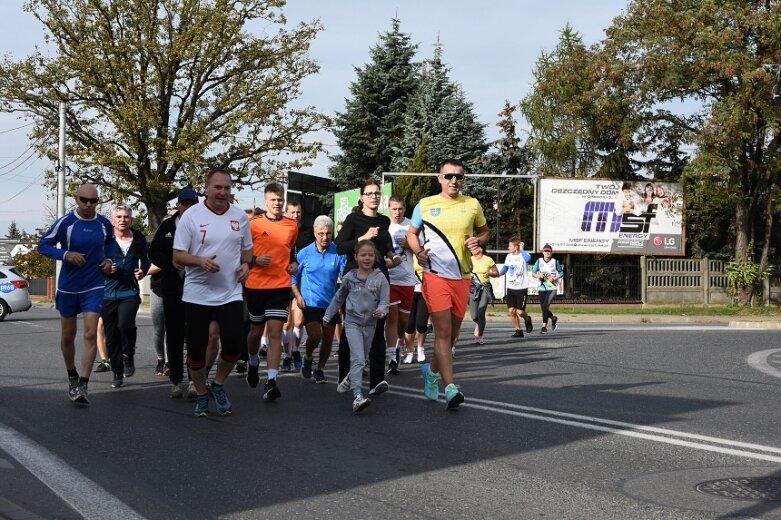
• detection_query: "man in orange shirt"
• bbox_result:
[245,182,299,400]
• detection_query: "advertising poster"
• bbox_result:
[537,178,684,256]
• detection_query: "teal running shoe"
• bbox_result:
[421,363,440,401]
[193,394,209,417]
[207,381,232,415]
[444,383,464,410]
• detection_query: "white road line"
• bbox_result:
[391,385,781,464]
[0,423,148,520]
[12,321,45,328]
[746,348,781,381]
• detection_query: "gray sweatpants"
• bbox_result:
[343,317,378,398]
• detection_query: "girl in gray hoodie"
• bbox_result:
[324,240,390,413]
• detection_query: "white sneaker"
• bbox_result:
[170,383,183,398]
[186,381,197,399]
[402,351,414,364]
[352,394,371,413]
[337,375,351,393]
[416,347,425,362]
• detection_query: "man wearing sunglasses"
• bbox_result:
[406,159,489,410]
[39,183,115,405]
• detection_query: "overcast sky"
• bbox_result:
[0,0,629,233]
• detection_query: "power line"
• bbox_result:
[0,147,41,177]
[0,122,34,135]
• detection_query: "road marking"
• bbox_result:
[746,348,781,380]
[391,385,781,464]
[15,321,45,328]
[0,423,148,520]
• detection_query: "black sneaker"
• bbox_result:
[123,355,135,377]
[540,326,548,334]
[369,380,389,396]
[386,359,399,375]
[292,351,303,370]
[281,356,293,372]
[259,345,268,358]
[67,376,79,401]
[512,330,524,338]
[70,381,89,404]
[263,379,281,400]
[301,357,313,379]
[234,360,247,374]
[111,373,124,388]
[524,316,533,334]
[93,359,110,373]
[247,363,260,388]
[313,369,327,384]
[551,316,558,331]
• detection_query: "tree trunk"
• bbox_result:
[732,197,755,304]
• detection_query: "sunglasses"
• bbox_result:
[442,173,465,181]
[363,191,382,197]
[78,196,99,204]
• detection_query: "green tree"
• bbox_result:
[392,135,436,213]
[329,18,420,190]
[5,221,22,240]
[601,0,781,303]
[12,249,54,279]
[0,0,329,230]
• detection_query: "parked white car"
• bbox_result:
[0,265,32,321]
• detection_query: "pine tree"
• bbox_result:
[392,136,436,213]
[329,18,420,189]
[5,221,22,240]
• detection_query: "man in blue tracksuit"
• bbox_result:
[291,215,346,384]
[38,183,114,405]
[102,205,150,388]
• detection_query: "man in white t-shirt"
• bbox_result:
[173,169,253,417]
[385,196,420,374]
[500,236,533,338]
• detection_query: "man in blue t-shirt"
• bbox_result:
[39,183,114,405]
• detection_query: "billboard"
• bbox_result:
[333,183,393,227]
[537,178,684,256]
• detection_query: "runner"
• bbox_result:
[500,237,533,338]
[532,244,564,334]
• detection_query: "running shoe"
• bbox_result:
[207,381,232,415]
[524,316,533,334]
[402,352,414,364]
[263,379,281,400]
[170,382,183,398]
[416,347,425,363]
[352,394,371,413]
[186,381,198,399]
[155,359,165,376]
[292,351,303,370]
[476,335,484,345]
[123,355,135,377]
[163,362,170,377]
[301,356,313,379]
[93,359,110,373]
[111,373,124,388]
[193,394,209,417]
[386,359,399,375]
[512,330,524,338]
[234,360,247,374]
[281,356,293,372]
[369,380,389,396]
[444,383,464,410]
[246,362,260,388]
[68,375,79,396]
[421,363,440,401]
[313,369,327,384]
[540,326,548,334]
[336,375,351,393]
[70,381,89,405]
[551,315,558,331]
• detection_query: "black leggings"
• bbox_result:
[102,297,140,375]
[539,290,557,323]
[405,292,429,334]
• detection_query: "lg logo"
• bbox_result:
[654,236,676,246]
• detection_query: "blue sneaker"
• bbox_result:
[207,381,232,415]
[421,363,440,401]
[123,355,135,377]
[444,383,464,410]
[193,394,209,417]
[292,351,303,370]
[301,356,313,379]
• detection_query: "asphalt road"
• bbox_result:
[1,307,781,519]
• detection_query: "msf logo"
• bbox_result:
[581,201,656,233]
